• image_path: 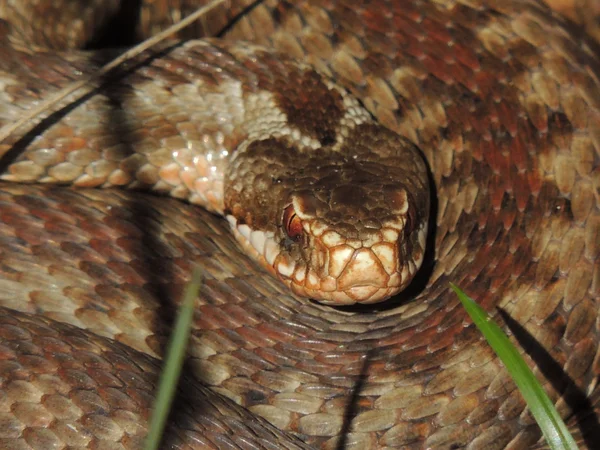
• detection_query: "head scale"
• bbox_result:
[225,124,430,305]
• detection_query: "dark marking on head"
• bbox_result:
[320,135,336,146]
[272,70,344,146]
[331,185,368,208]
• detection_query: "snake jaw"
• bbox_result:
[227,216,428,306]
[226,174,429,305]
[282,208,428,304]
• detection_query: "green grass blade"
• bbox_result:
[450,284,578,450]
[145,266,202,450]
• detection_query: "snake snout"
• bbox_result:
[335,247,393,300]
[276,220,421,305]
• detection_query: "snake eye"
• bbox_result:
[283,205,303,241]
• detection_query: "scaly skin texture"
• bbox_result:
[0,37,430,304]
[0,1,598,449]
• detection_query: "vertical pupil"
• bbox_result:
[283,206,302,241]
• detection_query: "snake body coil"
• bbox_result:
[0,0,598,449]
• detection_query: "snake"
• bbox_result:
[0,0,598,448]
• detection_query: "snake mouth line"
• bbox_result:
[226,214,426,305]
[287,283,398,305]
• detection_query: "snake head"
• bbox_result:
[271,177,428,305]
[224,126,430,305]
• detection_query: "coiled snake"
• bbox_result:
[0,0,598,448]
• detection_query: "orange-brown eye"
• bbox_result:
[283,205,303,241]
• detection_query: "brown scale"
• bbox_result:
[0,0,598,449]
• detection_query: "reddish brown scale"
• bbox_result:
[0,1,597,450]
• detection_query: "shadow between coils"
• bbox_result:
[335,349,377,450]
[498,309,600,449]
[97,42,200,446]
